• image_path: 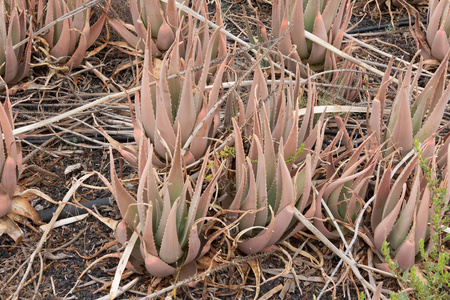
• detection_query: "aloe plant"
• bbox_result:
[109,0,222,54]
[371,144,434,271]
[131,25,227,166]
[417,0,450,61]
[270,0,351,73]
[226,119,312,254]
[0,93,43,243]
[108,132,223,277]
[0,95,20,218]
[108,0,178,53]
[314,129,378,239]
[367,53,450,157]
[0,0,33,88]
[37,0,107,68]
[236,62,322,166]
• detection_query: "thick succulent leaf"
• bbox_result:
[142,201,158,257]
[136,144,153,226]
[194,160,224,231]
[108,19,140,49]
[167,130,184,203]
[275,143,295,214]
[109,151,138,228]
[4,25,18,83]
[233,118,246,188]
[383,155,418,216]
[65,12,90,68]
[371,169,391,229]
[267,204,295,247]
[372,283,383,300]
[291,0,309,58]
[430,29,449,61]
[272,0,281,38]
[306,12,328,66]
[11,25,32,84]
[115,220,128,246]
[393,224,416,271]
[414,84,450,143]
[261,106,277,189]
[368,99,382,147]
[174,61,195,144]
[389,86,414,156]
[238,207,275,255]
[139,41,156,141]
[155,184,172,245]
[87,4,107,47]
[154,87,176,160]
[0,97,17,160]
[197,27,221,96]
[48,3,71,61]
[228,164,247,213]
[158,54,174,123]
[159,199,183,265]
[389,166,420,250]
[1,156,17,198]
[0,188,11,218]
[143,0,164,38]
[321,0,341,32]
[373,184,406,252]
[239,159,257,233]
[414,186,431,254]
[156,18,174,51]
[254,136,268,228]
[143,251,177,277]
[183,225,202,266]
[188,106,211,161]
[412,52,448,124]
[313,185,340,239]
[427,0,446,47]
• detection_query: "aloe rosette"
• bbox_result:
[314,132,378,238]
[226,98,323,254]
[368,53,450,157]
[37,0,107,68]
[108,0,178,53]
[271,0,351,73]
[419,0,450,61]
[109,132,224,277]
[238,63,322,167]
[371,144,435,271]
[132,26,227,167]
[0,94,43,243]
[0,96,21,218]
[0,0,33,88]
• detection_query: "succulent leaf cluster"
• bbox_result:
[132,26,226,167]
[368,53,450,157]
[0,96,21,219]
[0,94,42,243]
[0,0,33,88]
[271,0,351,73]
[371,146,434,272]
[37,0,107,68]
[224,69,324,254]
[109,0,179,53]
[109,132,223,277]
